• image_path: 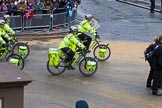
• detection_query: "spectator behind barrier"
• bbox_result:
[59,0,67,8]
[24,5,34,20]
[27,0,34,10]
[44,0,52,10]
[58,0,67,13]
[7,1,19,16]
[51,0,59,13]
[0,0,7,17]
[67,0,74,17]
[67,0,75,8]
[74,0,81,8]
[33,0,45,14]
[43,0,52,14]
[17,0,27,15]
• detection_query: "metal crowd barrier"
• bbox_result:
[23,13,51,29]
[6,8,77,31]
[10,15,22,29]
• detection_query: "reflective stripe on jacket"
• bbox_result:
[0,27,11,43]
[0,34,6,45]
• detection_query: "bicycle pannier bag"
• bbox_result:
[48,48,60,66]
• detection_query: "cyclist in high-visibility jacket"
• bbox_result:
[3,15,15,36]
[0,19,12,47]
[58,26,85,68]
[77,14,99,51]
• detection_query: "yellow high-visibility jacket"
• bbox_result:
[58,33,85,52]
[78,19,96,36]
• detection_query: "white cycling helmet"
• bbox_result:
[0,19,5,25]
[85,14,93,20]
[70,26,78,33]
[3,15,10,20]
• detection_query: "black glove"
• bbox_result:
[76,47,82,52]
[96,35,100,39]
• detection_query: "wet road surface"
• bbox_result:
[78,0,162,42]
[20,0,162,107]
[22,39,162,108]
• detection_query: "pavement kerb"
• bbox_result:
[16,28,69,40]
[116,0,162,13]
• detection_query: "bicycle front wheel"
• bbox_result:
[93,44,111,61]
[79,57,98,77]
[6,53,25,70]
[12,42,30,59]
[47,59,66,75]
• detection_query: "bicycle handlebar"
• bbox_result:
[75,47,88,56]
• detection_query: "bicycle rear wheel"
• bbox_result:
[6,53,25,70]
[93,44,111,61]
[79,57,98,77]
[12,42,30,59]
[47,58,66,75]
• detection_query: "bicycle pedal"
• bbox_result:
[70,66,75,70]
[66,65,75,70]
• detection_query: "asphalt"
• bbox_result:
[14,1,162,107]
[23,39,162,108]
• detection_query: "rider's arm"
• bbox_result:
[83,22,97,36]
[4,24,15,35]
[2,32,11,41]
[70,35,85,49]
[0,34,6,45]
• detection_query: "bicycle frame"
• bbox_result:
[70,51,84,66]
[89,40,99,50]
[89,39,110,49]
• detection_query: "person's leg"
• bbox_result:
[146,67,154,87]
[161,0,162,12]
[77,34,92,50]
[61,47,75,63]
[150,0,155,13]
[85,35,92,50]
[152,70,162,95]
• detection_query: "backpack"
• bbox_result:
[144,44,158,61]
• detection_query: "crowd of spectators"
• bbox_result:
[0,0,81,17]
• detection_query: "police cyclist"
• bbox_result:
[58,26,85,69]
[0,19,12,48]
[3,15,16,37]
[77,14,99,51]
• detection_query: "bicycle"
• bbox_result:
[78,25,111,61]
[8,34,30,59]
[0,42,25,70]
[89,36,111,61]
[47,48,98,76]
